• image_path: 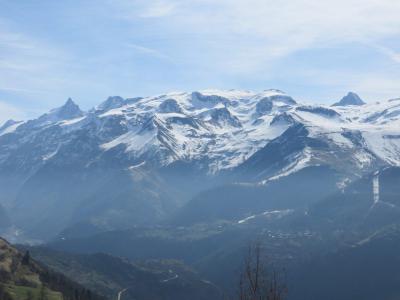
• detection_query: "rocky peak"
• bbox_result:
[55,98,84,119]
[332,92,365,106]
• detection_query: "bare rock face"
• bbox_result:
[332,92,365,106]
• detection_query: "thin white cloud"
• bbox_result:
[126,43,173,62]
[2,0,400,110]
[109,0,178,20]
[0,86,49,95]
[0,20,87,106]
[139,1,177,18]
[116,0,400,74]
[374,46,400,63]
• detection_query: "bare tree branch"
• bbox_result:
[237,241,287,300]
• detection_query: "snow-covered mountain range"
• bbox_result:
[1,89,399,179]
[1,89,400,240]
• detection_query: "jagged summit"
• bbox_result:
[32,98,84,124]
[1,89,400,177]
[332,92,365,106]
[55,97,83,119]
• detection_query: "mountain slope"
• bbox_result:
[171,166,339,225]
[1,90,400,240]
[290,225,400,300]
[2,90,399,179]
[0,237,104,300]
[45,167,400,299]
[25,247,223,300]
[307,166,400,233]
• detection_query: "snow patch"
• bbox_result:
[0,121,23,136]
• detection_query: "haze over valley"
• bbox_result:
[1,89,400,299]
[2,0,400,299]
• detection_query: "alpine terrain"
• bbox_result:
[1,89,400,300]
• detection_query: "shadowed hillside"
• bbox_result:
[0,237,104,300]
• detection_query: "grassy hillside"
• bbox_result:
[0,237,104,300]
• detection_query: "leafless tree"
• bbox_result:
[238,241,287,300]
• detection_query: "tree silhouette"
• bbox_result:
[238,241,287,300]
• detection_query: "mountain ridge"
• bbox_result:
[1,89,400,241]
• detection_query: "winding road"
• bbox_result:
[117,288,129,300]
[116,270,179,299]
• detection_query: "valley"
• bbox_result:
[1,90,400,299]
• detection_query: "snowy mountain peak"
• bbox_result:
[332,92,365,106]
[53,98,84,119]
[96,96,125,112]
[28,98,85,127]
[2,89,400,182]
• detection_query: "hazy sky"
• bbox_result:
[1,0,400,123]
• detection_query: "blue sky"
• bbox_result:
[1,0,400,123]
